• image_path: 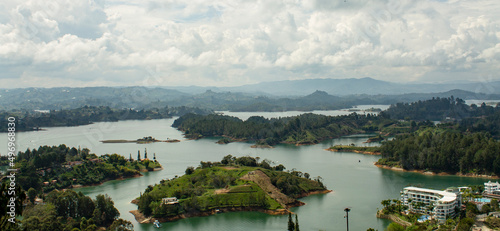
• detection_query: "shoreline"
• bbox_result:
[374,164,499,179]
[130,189,331,224]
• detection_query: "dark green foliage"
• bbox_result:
[460,109,500,137]
[27,188,37,204]
[11,189,125,230]
[295,214,300,231]
[381,96,499,121]
[185,166,195,175]
[288,213,295,231]
[14,145,143,192]
[380,130,500,175]
[174,113,389,145]
[456,217,474,231]
[93,194,120,226]
[0,181,26,228]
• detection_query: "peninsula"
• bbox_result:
[130,155,330,223]
[12,145,162,192]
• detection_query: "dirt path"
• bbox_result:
[240,170,296,208]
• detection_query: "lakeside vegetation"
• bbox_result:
[134,155,327,221]
[381,96,499,121]
[377,129,500,176]
[0,105,212,132]
[0,183,133,231]
[11,145,161,192]
[172,112,396,145]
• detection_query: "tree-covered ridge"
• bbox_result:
[13,145,160,192]
[135,155,326,219]
[173,113,390,145]
[381,96,499,121]
[0,105,212,132]
[378,129,500,175]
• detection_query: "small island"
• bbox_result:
[130,155,330,223]
[326,144,381,155]
[101,136,180,144]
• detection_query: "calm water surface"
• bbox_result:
[1,109,489,231]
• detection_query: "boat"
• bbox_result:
[153,219,161,228]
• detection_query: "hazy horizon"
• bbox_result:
[1,0,499,88]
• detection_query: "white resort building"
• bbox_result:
[484,181,500,195]
[401,186,461,221]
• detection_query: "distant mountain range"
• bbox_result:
[164,77,500,96]
[1,78,499,111]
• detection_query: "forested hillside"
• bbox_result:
[173,113,390,145]
[381,96,499,121]
[378,130,500,175]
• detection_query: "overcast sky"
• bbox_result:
[1,0,499,88]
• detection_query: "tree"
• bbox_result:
[491,199,499,211]
[108,218,134,231]
[93,194,119,226]
[27,188,37,204]
[137,150,140,161]
[287,213,295,231]
[294,214,300,231]
[185,166,195,175]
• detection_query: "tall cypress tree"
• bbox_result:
[137,150,140,161]
[288,213,295,231]
[295,214,299,231]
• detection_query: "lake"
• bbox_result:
[1,109,490,231]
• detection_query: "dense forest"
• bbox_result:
[378,129,500,175]
[136,155,326,219]
[381,96,500,121]
[13,145,160,192]
[459,109,500,137]
[173,112,392,145]
[0,105,212,132]
[0,183,133,231]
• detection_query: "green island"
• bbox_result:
[326,144,381,155]
[172,112,400,146]
[101,136,180,144]
[10,145,161,192]
[130,155,329,223]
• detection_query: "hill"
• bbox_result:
[132,155,328,222]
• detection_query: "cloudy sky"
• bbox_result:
[1,0,499,88]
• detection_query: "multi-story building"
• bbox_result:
[484,181,500,195]
[401,186,461,221]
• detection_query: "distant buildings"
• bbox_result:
[162,197,179,205]
[401,186,461,221]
